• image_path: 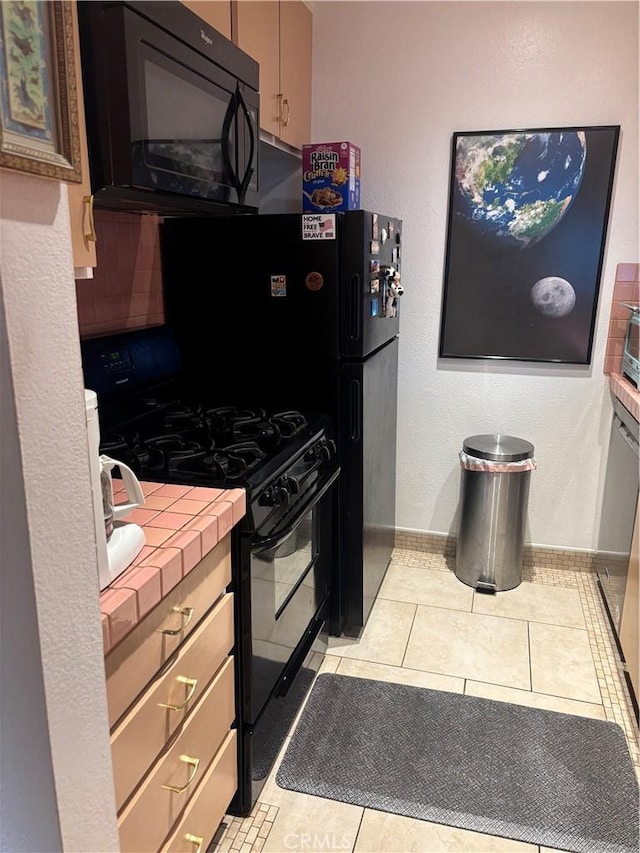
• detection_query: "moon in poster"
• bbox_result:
[530,276,576,317]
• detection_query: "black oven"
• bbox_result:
[77,0,259,215]
[232,428,339,814]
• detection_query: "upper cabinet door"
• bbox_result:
[236,1,280,138]
[236,0,311,149]
[68,1,97,270]
[279,0,312,150]
[180,0,232,40]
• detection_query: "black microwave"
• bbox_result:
[77,0,259,215]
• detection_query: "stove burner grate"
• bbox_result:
[98,401,323,491]
[171,441,268,481]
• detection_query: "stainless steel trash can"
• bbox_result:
[455,434,535,592]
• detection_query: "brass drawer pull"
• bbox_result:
[185,834,204,853]
[161,754,200,794]
[82,194,97,245]
[161,606,195,636]
[158,675,198,711]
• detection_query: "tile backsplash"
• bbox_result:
[75,211,165,338]
[603,262,639,376]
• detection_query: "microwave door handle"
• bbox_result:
[221,90,240,195]
[236,86,255,204]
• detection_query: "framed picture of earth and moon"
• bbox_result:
[439,125,620,364]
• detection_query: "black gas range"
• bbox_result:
[82,326,339,815]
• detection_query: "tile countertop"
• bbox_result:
[610,372,640,422]
[100,481,245,654]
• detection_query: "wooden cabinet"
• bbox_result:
[106,536,237,851]
[620,501,639,702]
[105,540,231,727]
[180,0,232,40]
[236,0,312,150]
[67,1,97,270]
[278,0,312,150]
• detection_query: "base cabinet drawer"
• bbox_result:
[106,537,231,727]
[112,594,234,810]
[117,658,235,852]
[161,730,238,853]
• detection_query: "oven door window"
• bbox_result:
[272,513,314,615]
[132,43,239,202]
[250,505,321,713]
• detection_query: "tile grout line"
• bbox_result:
[400,604,419,668]
[350,805,367,853]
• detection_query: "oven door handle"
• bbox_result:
[251,466,340,554]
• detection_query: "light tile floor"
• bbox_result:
[213,549,639,853]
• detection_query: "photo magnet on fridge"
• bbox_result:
[270,275,287,297]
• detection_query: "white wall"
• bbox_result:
[0,171,119,852]
[312,1,639,549]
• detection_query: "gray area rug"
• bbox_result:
[276,674,640,853]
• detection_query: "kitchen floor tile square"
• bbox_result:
[529,622,601,704]
[472,581,586,629]
[354,809,538,852]
[261,790,362,853]
[326,598,416,666]
[403,606,531,689]
[378,563,473,611]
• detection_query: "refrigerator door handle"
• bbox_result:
[349,274,362,341]
[349,379,361,441]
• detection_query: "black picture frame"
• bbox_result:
[438,125,620,364]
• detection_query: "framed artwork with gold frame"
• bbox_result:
[0,0,81,182]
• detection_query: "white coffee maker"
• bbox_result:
[85,389,146,591]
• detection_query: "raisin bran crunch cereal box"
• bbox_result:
[302,142,361,213]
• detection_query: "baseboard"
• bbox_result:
[394,528,596,573]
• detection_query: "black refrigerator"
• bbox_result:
[161,210,402,635]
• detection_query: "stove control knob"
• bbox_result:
[277,485,291,505]
[282,475,300,495]
[259,485,290,507]
[259,487,275,507]
[317,442,332,462]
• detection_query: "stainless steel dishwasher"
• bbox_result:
[596,395,640,636]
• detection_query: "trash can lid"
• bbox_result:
[462,434,534,462]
